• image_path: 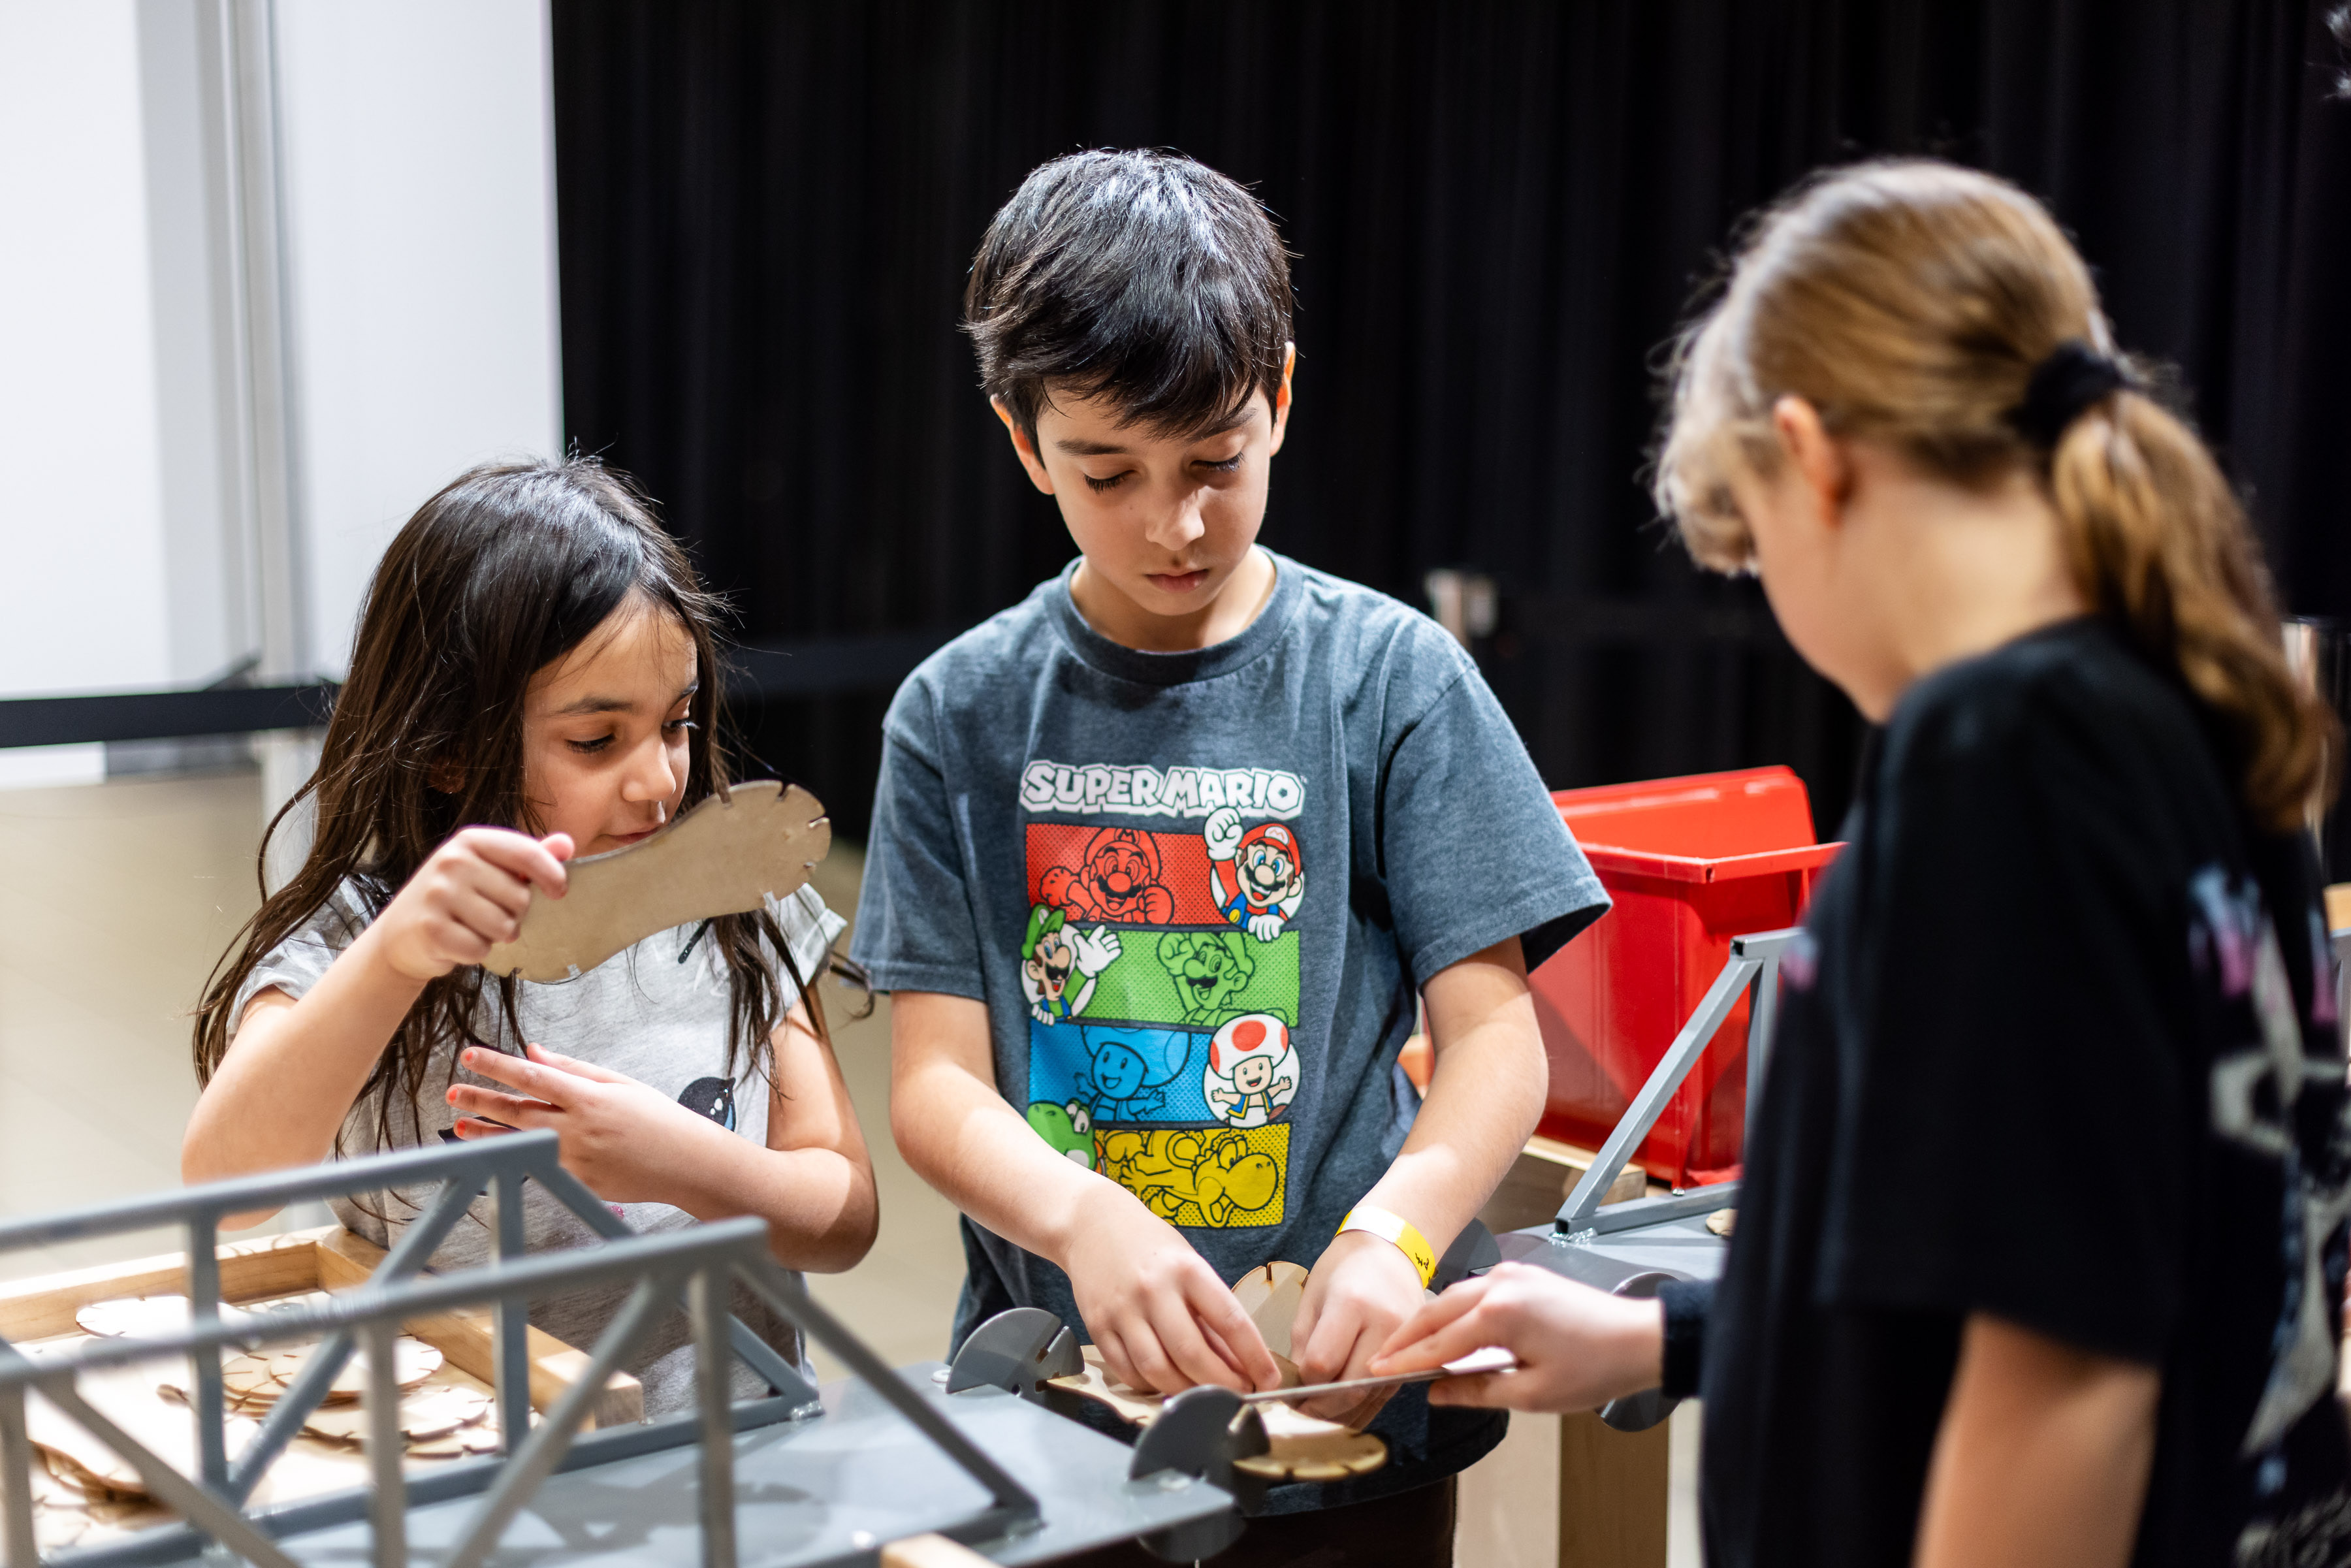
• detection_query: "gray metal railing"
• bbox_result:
[0,1132,1039,1568]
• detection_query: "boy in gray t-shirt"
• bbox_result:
[854,152,1605,1542]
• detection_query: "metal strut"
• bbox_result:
[1554,928,1801,1239]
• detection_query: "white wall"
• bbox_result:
[0,0,562,783]
[0,2,174,782]
[272,0,563,679]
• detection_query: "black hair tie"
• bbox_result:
[2007,339,2134,449]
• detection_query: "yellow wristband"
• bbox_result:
[1337,1205,1437,1287]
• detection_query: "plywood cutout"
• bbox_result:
[1044,1260,1386,1483]
[483,780,830,982]
[1050,1348,1387,1483]
[1230,1261,1309,1360]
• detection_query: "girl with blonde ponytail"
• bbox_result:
[1373,161,2351,1568]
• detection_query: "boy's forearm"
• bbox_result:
[888,991,1153,1270]
[1360,940,1547,1253]
[891,1048,1121,1267]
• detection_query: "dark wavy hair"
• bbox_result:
[963,149,1294,443]
[192,457,824,1153]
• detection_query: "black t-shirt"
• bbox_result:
[1693,618,2351,1567]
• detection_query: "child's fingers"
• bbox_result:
[445,888,524,946]
[1182,1271,1283,1391]
[1093,1327,1140,1394]
[460,1047,574,1106]
[1146,1297,1249,1393]
[1115,1319,1183,1394]
[447,1083,556,1123]
[467,829,570,898]
[541,832,575,866]
[1425,1370,1512,1409]
[523,1042,628,1083]
[450,1117,516,1140]
[1369,1277,1492,1371]
[1371,1300,1499,1379]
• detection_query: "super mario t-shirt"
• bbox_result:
[853,551,1607,1509]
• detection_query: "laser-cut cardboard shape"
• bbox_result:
[483,780,829,983]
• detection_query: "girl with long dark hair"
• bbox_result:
[185,458,875,1415]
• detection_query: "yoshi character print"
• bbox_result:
[1017,760,1308,1228]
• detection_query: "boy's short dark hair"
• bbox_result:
[963,150,1293,444]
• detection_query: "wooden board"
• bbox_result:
[0,1223,652,1554]
[1558,1410,1669,1568]
[482,780,829,982]
[0,1227,640,1426]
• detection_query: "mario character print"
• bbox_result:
[1021,904,1121,1025]
[1204,807,1303,942]
[1202,1014,1297,1128]
[1038,827,1179,923]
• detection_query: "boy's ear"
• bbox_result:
[1266,342,1296,457]
[991,398,1055,496]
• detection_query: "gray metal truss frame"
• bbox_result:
[1554,928,1800,1241]
[0,1132,1039,1568]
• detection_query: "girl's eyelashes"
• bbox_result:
[568,733,615,756]
[664,718,696,736]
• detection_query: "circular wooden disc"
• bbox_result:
[398,1386,491,1439]
[75,1295,189,1339]
[270,1337,442,1398]
[221,1354,278,1399]
[299,1382,489,1443]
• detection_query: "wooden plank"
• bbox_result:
[1557,1412,1668,1568]
[0,1226,640,1432]
[312,1230,643,1429]
[0,1232,321,1343]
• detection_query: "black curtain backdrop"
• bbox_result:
[551,1,2351,844]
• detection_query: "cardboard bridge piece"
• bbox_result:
[483,781,831,983]
[1035,1262,1388,1486]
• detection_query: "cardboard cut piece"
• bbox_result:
[1230,1261,1309,1360]
[1051,1347,1387,1484]
[483,780,831,983]
[1044,1257,1392,1480]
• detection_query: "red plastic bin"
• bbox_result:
[1533,766,1843,1187]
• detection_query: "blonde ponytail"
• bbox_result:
[1655,159,2336,833]
[2047,391,2333,829]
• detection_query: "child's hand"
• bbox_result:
[1064,1184,1285,1398]
[1289,1228,1429,1425]
[446,1043,713,1204]
[374,829,573,982]
[1367,1262,1663,1415]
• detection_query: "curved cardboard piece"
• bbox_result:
[483,780,831,983]
[1046,1258,1388,1482]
